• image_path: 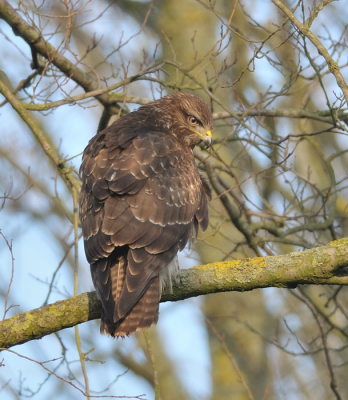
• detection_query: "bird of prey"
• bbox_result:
[79,92,212,337]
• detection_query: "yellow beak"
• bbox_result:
[190,128,212,147]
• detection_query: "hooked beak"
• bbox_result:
[201,131,212,148]
[190,128,213,148]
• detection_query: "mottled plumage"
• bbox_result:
[79,92,213,337]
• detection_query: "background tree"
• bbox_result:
[1,0,348,399]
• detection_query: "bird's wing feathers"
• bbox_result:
[80,127,209,328]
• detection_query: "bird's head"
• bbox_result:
[140,92,213,149]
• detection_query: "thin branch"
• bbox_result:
[0,1,105,103]
[206,319,255,400]
[2,349,146,399]
[0,231,15,323]
[0,78,81,194]
[295,288,342,400]
[272,0,348,104]
[143,332,160,400]
[22,63,163,111]
[72,188,91,399]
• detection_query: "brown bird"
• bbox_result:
[79,92,212,337]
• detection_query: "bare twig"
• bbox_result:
[206,319,255,400]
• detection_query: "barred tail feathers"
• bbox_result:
[91,254,161,337]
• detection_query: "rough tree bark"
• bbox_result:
[1,236,348,350]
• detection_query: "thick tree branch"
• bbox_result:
[2,0,346,129]
[0,0,106,102]
[0,1,161,111]
[1,237,348,350]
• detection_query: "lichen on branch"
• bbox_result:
[1,237,348,350]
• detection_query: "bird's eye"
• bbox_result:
[188,116,199,125]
